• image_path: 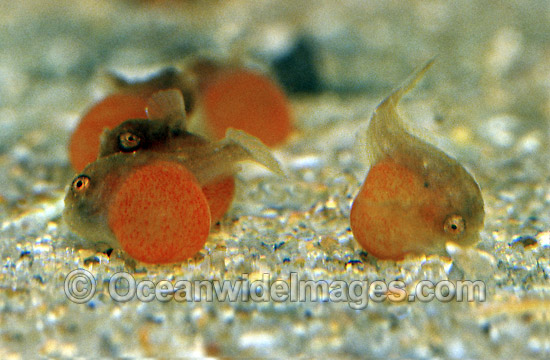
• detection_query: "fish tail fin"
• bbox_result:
[387,58,435,106]
[146,89,187,131]
[364,58,435,161]
[224,128,285,176]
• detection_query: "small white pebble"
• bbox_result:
[447,338,465,359]
[516,132,541,154]
[536,231,550,247]
[478,114,519,148]
[486,27,523,75]
[239,331,274,349]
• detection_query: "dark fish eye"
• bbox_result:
[72,175,90,193]
[444,214,465,235]
[119,131,141,151]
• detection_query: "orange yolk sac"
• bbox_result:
[108,160,211,264]
[350,61,484,260]
[199,69,293,147]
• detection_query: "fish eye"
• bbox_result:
[119,132,141,151]
[443,214,465,235]
[72,175,90,193]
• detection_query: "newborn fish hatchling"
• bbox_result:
[99,89,276,223]
[64,134,282,263]
[63,90,283,264]
[350,60,485,260]
[65,154,211,264]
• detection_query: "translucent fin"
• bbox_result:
[225,128,285,176]
[363,58,435,163]
[385,58,435,107]
[146,89,187,131]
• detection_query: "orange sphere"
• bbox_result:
[108,160,211,264]
[350,159,446,260]
[201,70,292,147]
[201,176,235,224]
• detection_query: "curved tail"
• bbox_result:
[225,128,285,176]
[386,58,435,106]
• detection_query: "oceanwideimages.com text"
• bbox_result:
[65,269,486,309]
